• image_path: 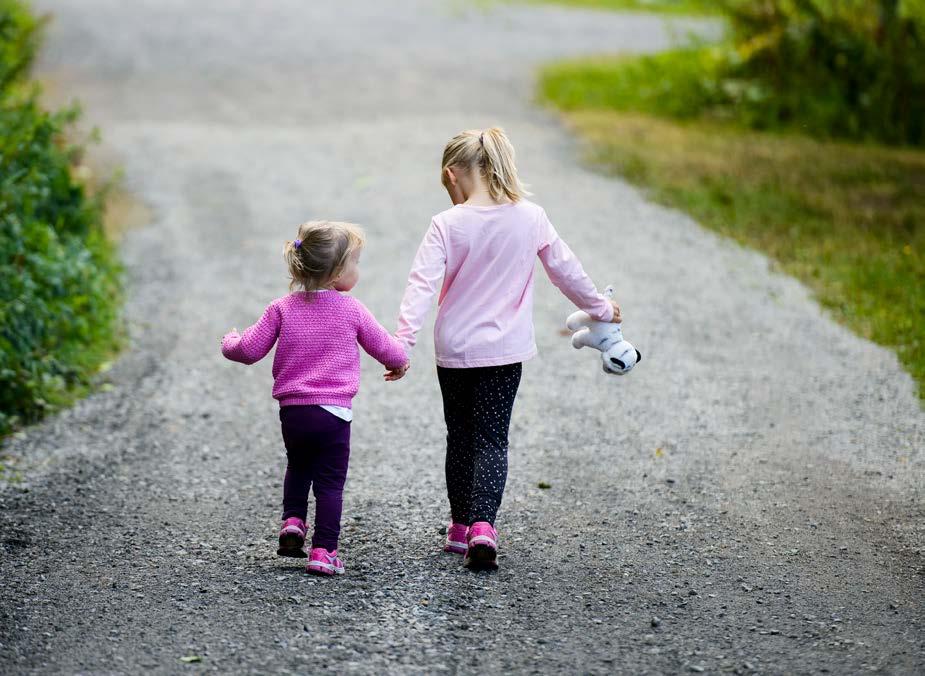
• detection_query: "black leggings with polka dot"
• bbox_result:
[437,363,522,526]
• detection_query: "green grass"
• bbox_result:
[541,49,726,119]
[540,62,925,398]
[523,0,715,14]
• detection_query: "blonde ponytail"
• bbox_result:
[441,127,529,203]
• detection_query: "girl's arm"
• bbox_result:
[354,302,409,369]
[537,211,614,322]
[395,220,447,354]
[221,302,281,364]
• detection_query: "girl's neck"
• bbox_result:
[462,179,508,207]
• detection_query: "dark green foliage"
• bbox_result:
[0,0,39,91]
[718,0,925,145]
[0,0,122,436]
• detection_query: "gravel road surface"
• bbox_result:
[1,1,922,674]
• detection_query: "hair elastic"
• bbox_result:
[479,132,485,146]
[293,239,302,249]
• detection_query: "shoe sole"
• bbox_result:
[306,561,344,576]
[277,533,307,558]
[464,543,498,571]
[444,539,467,555]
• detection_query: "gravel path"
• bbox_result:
[1,1,922,674]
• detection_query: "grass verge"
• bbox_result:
[537,101,924,396]
[522,0,715,14]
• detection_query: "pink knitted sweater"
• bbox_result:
[221,290,408,408]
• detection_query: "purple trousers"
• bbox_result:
[279,405,351,550]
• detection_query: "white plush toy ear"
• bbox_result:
[566,310,592,332]
[570,327,594,350]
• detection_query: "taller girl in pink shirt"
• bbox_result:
[396,127,621,571]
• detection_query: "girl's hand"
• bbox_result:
[384,362,410,382]
[609,301,622,323]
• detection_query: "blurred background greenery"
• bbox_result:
[539,0,925,398]
[0,0,122,438]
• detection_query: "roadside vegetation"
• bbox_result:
[540,0,924,397]
[525,0,714,14]
[0,0,123,437]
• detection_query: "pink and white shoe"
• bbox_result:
[443,522,469,554]
[306,547,345,576]
[277,517,307,558]
[464,521,498,571]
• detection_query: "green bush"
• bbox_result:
[0,0,38,92]
[0,0,122,436]
[718,0,925,145]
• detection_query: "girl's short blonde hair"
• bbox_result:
[284,220,365,291]
[441,126,529,203]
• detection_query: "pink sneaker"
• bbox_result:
[464,521,498,571]
[306,547,345,576]
[443,522,468,554]
[277,517,307,558]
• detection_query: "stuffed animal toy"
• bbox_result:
[566,285,641,375]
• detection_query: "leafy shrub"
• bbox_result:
[0,0,122,436]
[718,0,925,145]
[0,0,38,92]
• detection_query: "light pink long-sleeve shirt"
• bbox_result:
[222,291,408,408]
[396,200,613,368]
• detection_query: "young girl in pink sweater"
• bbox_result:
[222,221,408,576]
[396,128,621,571]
